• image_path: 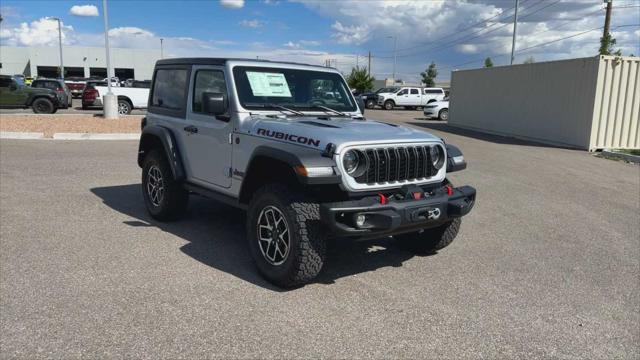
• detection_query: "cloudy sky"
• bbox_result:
[1,0,638,82]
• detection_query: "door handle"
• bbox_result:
[183,125,198,134]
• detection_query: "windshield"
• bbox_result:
[233,66,357,112]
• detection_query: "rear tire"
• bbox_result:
[32,98,54,114]
[246,184,327,288]
[384,100,394,110]
[141,149,189,221]
[438,109,449,121]
[118,99,132,115]
[365,99,376,109]
[395,218,461,253]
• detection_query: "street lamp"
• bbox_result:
[47,17,64,80]
[160,38,164,59]
[387,35,397,83]
[102,0,118,119]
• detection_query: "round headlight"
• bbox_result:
[430,145,445,170]
[343,150,360,174]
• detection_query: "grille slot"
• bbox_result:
[354,145,438,185]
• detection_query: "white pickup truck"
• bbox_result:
[377,87,446,110]
[92,85,149,115]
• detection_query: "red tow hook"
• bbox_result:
[378,193,387,205]
[445,184,453,196]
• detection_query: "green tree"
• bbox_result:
[484,57,494,68]
[599,32,622,56]
[346,66,375,93]
[420,62,437,87]
[523,56,536,64]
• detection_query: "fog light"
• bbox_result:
[356,214,366,227]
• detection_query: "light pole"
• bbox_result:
[48,17,64,79]
[160,38,164,59]
[388,35,397,82]
[102,0,118,119]
[510,0,520,65]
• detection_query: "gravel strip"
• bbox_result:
[0,114,142,138]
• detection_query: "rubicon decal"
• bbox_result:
[257,128,321,147]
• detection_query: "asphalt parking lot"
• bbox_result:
[1,111,638,358]
[0,98,146,116]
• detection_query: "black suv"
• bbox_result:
[0,75,60,113]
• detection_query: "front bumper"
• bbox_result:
[321,184,476,237]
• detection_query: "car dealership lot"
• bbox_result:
[1,112,638,358]
[0,98,146,116]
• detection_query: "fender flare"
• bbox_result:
[138,125,185,181]
[445,144,467,173]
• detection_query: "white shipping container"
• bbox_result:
[449,55,639,151]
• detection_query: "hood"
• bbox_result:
[240,115,441,152]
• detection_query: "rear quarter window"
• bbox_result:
[149,67,190,117]
[152,69,188,110]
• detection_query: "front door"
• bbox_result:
[395,88,410,105]
[180,66,233,188]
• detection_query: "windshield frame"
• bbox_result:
[231,65,358,113]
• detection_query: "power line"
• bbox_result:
[376,0,563,60]
[372,0,523,54]
[439,23,639,72]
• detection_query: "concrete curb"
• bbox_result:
[601,149,640,164]
[0,131,45,139]
[51,133,140,140]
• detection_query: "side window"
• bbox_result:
[32,82,42,88]
[192,70,227,114]
[0,78,13,87]
[410,88,419,95]
[152,69,188,110]
[398,89,408,95]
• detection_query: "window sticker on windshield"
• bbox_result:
[246,72,292,97]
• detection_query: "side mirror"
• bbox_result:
[202,92,227,115]
[356,96,365,115]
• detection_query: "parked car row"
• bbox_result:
[0,75,63,113]
[0,74,151,114]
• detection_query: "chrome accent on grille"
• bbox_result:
[354,145,439,185]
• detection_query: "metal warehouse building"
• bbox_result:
[0,46,161,80]
[449,55,639,151]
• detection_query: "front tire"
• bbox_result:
[32,98,54,114]
[247,184,327,288]
[384,100,395,110]
[395,218,461,254]
[438,109,449,121]
[141,150,189,221]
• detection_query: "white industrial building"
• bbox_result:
[449,55,639,151]
[0,46,161,80]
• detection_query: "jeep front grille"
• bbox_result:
[354,146,438,185]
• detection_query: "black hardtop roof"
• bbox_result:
[155,57,329,69]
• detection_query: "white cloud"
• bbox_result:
[284,40,320,49]
[220,0,244,9]
[0,18,74,46]
[331,21,369,45]
[108,27,154,37]
[239,19,263,28]
[262,0,280,5]
[457,44,478,54]
[69,4,99,17]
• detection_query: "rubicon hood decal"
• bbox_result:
[242,115,441,150]
[257,128,321,147]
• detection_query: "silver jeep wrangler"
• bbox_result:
[138,58,475,287]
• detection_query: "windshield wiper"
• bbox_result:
[301,105,348,117]
[246,103,305,116]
